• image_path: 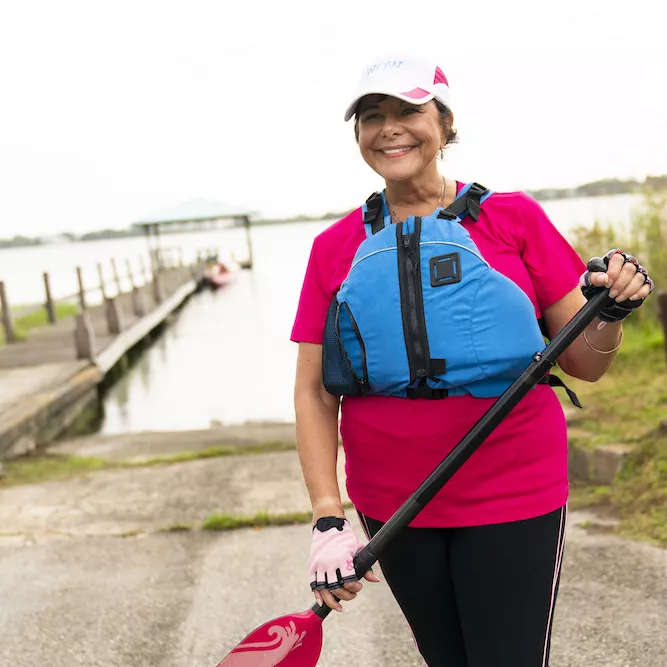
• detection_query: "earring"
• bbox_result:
[439,146,445,159]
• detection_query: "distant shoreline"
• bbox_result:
[2,175,665,249]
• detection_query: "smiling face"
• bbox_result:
[355,95,447,182]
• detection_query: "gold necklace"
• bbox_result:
[386,176,447,223]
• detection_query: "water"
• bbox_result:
[0,193,646,433]
[0,229,252,308]
[99,220,325,432]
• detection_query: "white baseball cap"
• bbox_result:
[344,55,452,122]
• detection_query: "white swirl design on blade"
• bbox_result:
[222,621,306,666]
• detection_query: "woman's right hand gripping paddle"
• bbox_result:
[308,516,381,611]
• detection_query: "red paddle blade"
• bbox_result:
[217,609,323,667]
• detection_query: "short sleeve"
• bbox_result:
[290,236,333,344]
[516,193,587,310]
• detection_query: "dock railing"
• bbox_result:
[0,246,216,358]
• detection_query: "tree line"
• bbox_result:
[2,175,667,249]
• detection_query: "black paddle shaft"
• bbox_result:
[313,288,611,620]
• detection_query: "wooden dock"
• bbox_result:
[0,258,208,459]
[0,197,258,460]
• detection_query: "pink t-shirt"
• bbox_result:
[291,186,586,528]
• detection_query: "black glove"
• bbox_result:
[581,250,654,323]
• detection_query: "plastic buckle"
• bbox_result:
[436,208,458,221]
[363,192,383,225]
[364,192,385,235]
[406,386,448,400]
[466,183,488,221]
[467,182,488,197]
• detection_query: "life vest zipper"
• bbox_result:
[397,218,430,385]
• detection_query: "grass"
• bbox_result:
[611,434,667,545]
[559,320,667,444]
[132,503,357,536]
[0,303,79,344]
[568,432,667,547]
[201,502,354,532]
[138,442,296,466]
[109,505,356,537]
[0,441,296,487]
[201,510,313,531]
[1,455,112,486]
[562,318,667,546]
[569,485,612,509]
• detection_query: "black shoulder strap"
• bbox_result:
[365,183,489,233]
[537,375,582,409]
[363,192,384,235]
[437,182,489,222]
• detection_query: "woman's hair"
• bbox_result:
[353,99,458,151]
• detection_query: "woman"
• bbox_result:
[290,54,653,666]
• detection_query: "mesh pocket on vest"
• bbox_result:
[322,299,366,396]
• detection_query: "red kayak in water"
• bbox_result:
[204,262,238,288]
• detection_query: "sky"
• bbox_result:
[1,0,666,236]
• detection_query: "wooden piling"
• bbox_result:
[97,263,107,300]
[125,259,135,289]
[43,272,56,324]
[152,271,163,305]
[104,297,122,335]
[139,256,148,285]
[127,259,146,316]
[111,258,122,295]
[243,215,254,269]
[0,281,16,343]
[132,286,147,317]
[76,267,87,311]
[74,311,95,360]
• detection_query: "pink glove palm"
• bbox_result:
[308,517,365,591]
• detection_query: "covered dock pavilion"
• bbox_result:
[133,198,257,270]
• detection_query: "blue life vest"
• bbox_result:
[322,183,580,405]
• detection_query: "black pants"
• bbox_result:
[358,506,566,667]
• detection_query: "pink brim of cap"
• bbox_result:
[344,88,435,121]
